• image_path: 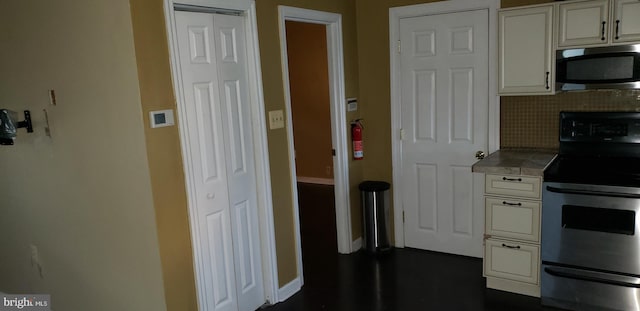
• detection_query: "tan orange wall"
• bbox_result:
[286,21,334,180]
[256,0,361,286]
[129,1,198,311]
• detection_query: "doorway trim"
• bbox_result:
[277,6,352,258]
[389,0,500,248]
[163,0,280,306]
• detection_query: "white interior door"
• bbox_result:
[399,9,488,258]
[175,11,264,311]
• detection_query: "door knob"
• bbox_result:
[475,151,486,160]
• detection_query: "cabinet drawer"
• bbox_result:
[485,174,541,199]
[485,197,540,242]
[484,239,539,285]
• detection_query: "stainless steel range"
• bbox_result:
[542,112,640,311]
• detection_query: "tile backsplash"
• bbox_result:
[500,90,640,149]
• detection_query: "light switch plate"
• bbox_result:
[268,110,285,129]
[150,109,175,128]
[347,98,357,112]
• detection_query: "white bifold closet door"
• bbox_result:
[175,10,264,311]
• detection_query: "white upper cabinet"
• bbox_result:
[558,0,609,47]
[559,0,640,47]
[612,0,640,43]
[499,5,554,95]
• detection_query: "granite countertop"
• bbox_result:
[471,149,557,177]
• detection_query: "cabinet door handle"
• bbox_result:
[502,243,521,250]
[601,21,606,41]
[545,71,550,90]
[502,201,523,206]
[615,20,620,40]
[502,177,522,182]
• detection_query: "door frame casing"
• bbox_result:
[163,0,280,307]
[389,0,500,248]
[277,7,352,256]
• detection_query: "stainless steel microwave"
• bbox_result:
[556,44,640,91]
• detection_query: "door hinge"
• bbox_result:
[400,128,406,140]
[332,149,336,156]
[397,40,401,54]
[402,211,405,223]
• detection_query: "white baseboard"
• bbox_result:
[352,237,362,252]
[277,277,302,303]
[296,176,334,185]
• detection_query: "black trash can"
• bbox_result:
[360,181,391,254]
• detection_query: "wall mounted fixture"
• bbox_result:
[0,109,33,145]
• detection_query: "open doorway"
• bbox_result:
[278,6,353,295]
[285,20,339,258]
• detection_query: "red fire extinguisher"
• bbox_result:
[351,119,363,160]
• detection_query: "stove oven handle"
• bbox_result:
[546,186,640,199]
[544,267,640,288]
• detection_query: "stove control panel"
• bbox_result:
[560,112,640,143]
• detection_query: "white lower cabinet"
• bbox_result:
[485,239,540,285]
[483,174,542,297]
[485,197,540,242]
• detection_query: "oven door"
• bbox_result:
[542,182,640,275]
[542,182,640,311]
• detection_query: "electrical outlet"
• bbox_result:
[268,110,285,129]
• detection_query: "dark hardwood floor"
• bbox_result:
[265,182,558,311]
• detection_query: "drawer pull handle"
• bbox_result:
[502,177,522,182]
[501,243,521,250]
[601,21,606,41]
[502,201,522,206]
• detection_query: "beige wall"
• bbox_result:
[287,21,334,180]
[256,0,361,286]
[129,1,198,310]
[0,1,167,310]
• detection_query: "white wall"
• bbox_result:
[0,0,167,310]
